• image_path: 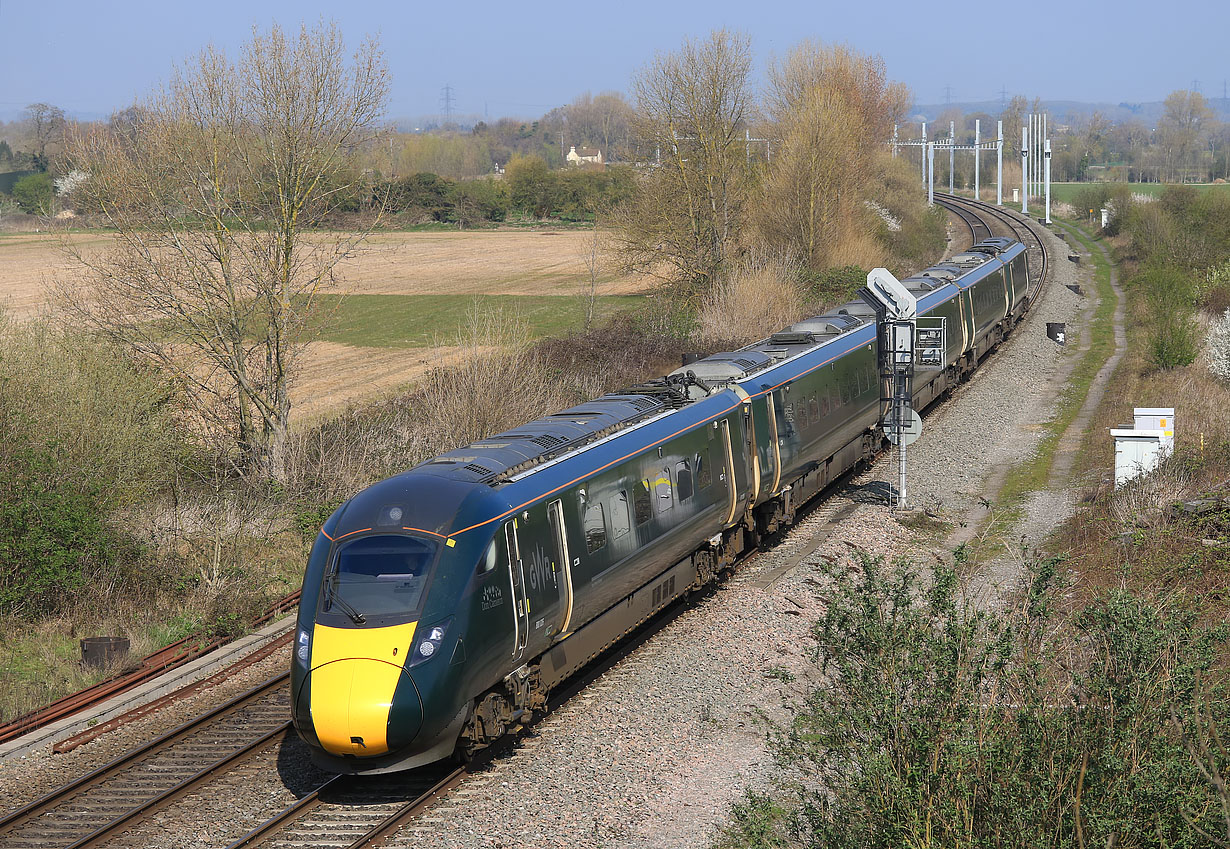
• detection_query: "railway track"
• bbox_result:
[4,198,1052,849]
[0,676,291,849]
[935,192,1051,301]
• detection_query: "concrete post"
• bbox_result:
[1021,126,1029,214]
[996,120,1003,205]
[974,119,981,201]
[928,142,935,206]
[1044,138,1052,224]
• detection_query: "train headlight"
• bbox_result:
[296,628,311,666]
[408,617,452,668]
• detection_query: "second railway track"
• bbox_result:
[0,676,291,849]
[3,198,1052,849]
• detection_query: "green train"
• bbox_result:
[291,237,1031,773]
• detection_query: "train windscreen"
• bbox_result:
[324,534,438,624]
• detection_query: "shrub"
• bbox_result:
[11,172,52,214]
[722,554,1230,849]
[0,317,183,617]
[1136,265,1200,370]
[1071,183,1134,235]
[0,444,145,618]
[799,265,866,311]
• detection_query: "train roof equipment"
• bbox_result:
[409,241,1025,492]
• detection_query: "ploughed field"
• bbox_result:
[0,229,651,418]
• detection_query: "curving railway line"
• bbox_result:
[1,197,1051,849]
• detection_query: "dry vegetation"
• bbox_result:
[694,252,807,347]
[1054,190,1230,615]
[0,229,653,421]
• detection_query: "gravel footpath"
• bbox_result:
[0,214,1105,849]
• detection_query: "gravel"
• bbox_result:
[0,211,1106,849]
[0,646,296,819]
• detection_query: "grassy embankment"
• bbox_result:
[715,189,1230,849]
[968,220,1118,555]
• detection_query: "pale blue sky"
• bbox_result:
[1,0,1227,120]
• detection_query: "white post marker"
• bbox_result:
[974,119,981,201]
[927,142,935,206]
[949,121,955,195]
[1021,126,1029,214]
[1044,138,1052,224]
[997,120,1003,206]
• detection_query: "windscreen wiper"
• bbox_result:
[324,572,366,625]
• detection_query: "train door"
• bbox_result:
[719,418,739,525]
[502,520,529,660]
[546,500,576,638]
[765,392,783,495]
[742,404,761,504]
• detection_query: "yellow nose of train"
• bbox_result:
[307,621,422,756]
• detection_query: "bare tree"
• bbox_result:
[756,42,910,268]
[610,30,755,291]
[23,102,66,162]
[59,22,388,480]
[1159,90,1214,182]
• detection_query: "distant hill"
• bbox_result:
[910,98,1230,126]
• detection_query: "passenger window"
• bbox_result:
[696,451,711,490]
[634,479,653,525]
[611,491,631,539]
[676,460,693,502]
[654,468,673,512]
[582,500,607,553]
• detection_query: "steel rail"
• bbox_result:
[0,674,290,848]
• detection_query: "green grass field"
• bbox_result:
[308,293,647,348]
[1049,181,1230,205]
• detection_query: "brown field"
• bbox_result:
[0,229,646,316]
[0,229,651,419]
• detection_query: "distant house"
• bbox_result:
[566,145,604,165]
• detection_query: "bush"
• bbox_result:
[799,265,866,311]
[0,318,183,617]
[11,172,52,214]
[1072,183,1134,235]
[1135,265,1200,370]
[722,554,1230,849]
[0,445,146,618]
